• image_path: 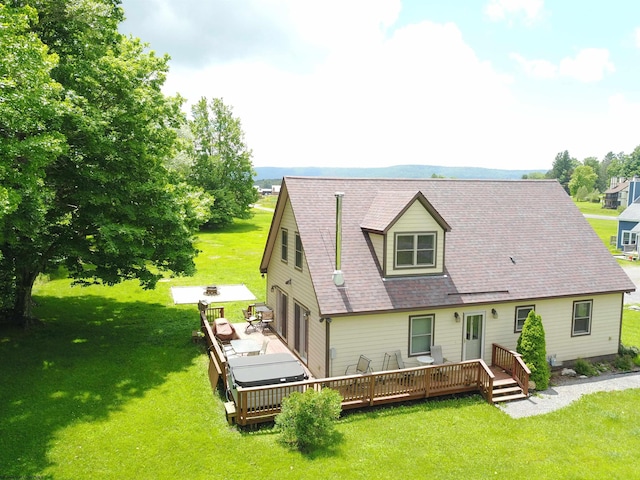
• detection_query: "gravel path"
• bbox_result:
[498,370,640,418]
[622,264,640,304]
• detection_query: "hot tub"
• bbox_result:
[227,353,308,409]
[227,353,307,388]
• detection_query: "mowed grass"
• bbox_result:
[573,200,619,217]
[2,198,640,479]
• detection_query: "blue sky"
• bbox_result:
[120,0,640,171]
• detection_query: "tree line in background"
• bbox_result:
[0,1,257,325]
[524,147,640,202]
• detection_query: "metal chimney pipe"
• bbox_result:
[332,192,345,287]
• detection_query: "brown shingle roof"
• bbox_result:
[270,177,635,317]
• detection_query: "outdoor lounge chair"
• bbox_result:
[345,355,372,375]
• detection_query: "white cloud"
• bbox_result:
[484,0,544,23]
[509,53,557,78]
[559,48,615,82]
[146,1,632,172]
[511,48,614,82]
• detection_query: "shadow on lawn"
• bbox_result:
[0,294,200,478]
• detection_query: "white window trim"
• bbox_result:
[622,230,637,246]
[572,300,592,337]
[514,305,535,333]
[280,228,288,263]
[394,232,436,269]
[409,314,434,356]
[294,232,303,270]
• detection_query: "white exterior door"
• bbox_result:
[463,313,484,360]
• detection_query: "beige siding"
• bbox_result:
[385,200,445,276]
[264,199,327,378]
[328,309,464,376]
[369,232,384,268]
[327,293,623,376]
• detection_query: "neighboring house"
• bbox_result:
[259,177,635,379]
[604,176,640,210]
[617,198,640,249]
[603,180,629,209]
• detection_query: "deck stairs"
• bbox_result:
[491,377,527,403]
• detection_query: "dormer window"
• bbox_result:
[395,233,436,268]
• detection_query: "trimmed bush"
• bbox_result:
[517,310,551,391]
[275,388,342,452]
[574,358,599,376]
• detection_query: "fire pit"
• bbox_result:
[205,285,218,295]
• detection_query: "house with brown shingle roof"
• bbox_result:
[259,177,635,378]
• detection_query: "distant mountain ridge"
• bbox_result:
[254,164,544,181]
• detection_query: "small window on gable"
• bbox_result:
[395,233,436,268]
[409,314,433,356]
[295,232,303,270]
[281,228,288,263]
[572,300,592,336]
[514,305,534,333]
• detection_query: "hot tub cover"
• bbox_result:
[228,353,307,388]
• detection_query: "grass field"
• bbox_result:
[2,198,640,479]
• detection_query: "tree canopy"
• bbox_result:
[546,150,578,193]
[0,1,200,324]
[568,165,597,197]
[187,97,258,228]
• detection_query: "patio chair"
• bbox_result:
[242,307,259,333]
[382,350,406,370]
[430,345,445,365]
[216,338,236,358]
[345,355,372,375]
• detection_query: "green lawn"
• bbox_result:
[2,198,640,479]
[573,200,619,217]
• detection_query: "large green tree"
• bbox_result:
[622,145,640,178]
[568,164,598,197]
[187,97,259,228]
[546,150,578,193]
[0,4,66,233]
[1,1,200,325]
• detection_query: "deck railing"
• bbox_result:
[233,360,496,426]
[201,320,526,425]
[491,343,531,396]
[200,310,229,391]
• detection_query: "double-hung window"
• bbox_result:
[395,233,436,268]
[514,305,534,333]
[409,314,434,355]
[622,230,637,246]
[295,232,303,270]
[281,228,288,263]
[572,300,592,336]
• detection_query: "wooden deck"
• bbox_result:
[200,309,530,426]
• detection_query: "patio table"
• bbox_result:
[230,339,262,355]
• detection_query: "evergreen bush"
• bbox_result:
[574,358,599,376]
[275,388,342,452]
[516,310,551,391]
